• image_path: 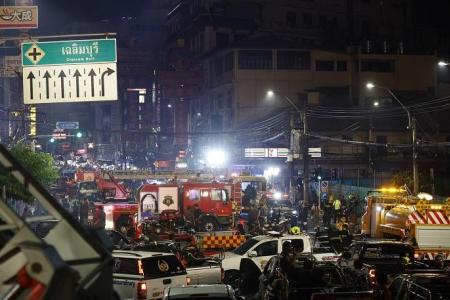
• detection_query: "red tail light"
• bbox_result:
[368,268,377,286]
[137,281,147,299]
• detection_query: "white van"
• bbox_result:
[113,251,187,300]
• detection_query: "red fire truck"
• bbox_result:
[76,170,137,231]
[137,181,236,232]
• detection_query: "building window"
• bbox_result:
[315,60,334,71]
[238,50,272,69]
[277,51,311,70]
[224,52,234,72]
[302,13,313,27]
[318,15,327,30]
[336,60,347,71]
[216,32,229,48]
[361,60,394,72]
[215,57,223,76]
[286,11,297,28]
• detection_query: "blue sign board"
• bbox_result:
[56,121,79,130]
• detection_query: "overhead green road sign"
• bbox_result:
[22,38,116,66]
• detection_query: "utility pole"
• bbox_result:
[302,108,309,206]
[412,117,419,194]
[289,112,296,203]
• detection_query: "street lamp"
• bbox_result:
[265,166,280,189]
[366,82,418,194]
[206,149,227,168]
[366,82,411,128]
[266,89,309,205]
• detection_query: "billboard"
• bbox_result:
[0,6,38,29]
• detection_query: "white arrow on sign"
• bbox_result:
[22,62,117,104]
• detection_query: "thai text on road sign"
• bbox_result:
[22,39,116,66]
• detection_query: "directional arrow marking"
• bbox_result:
[101,67,115,96]
[73,70,81,97]
[43,71,51,99]
[58,70,66,98]
[27,72,35,100]
[23,63,117,104]
[88,69,96,97]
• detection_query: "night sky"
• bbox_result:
[35,0,154,33]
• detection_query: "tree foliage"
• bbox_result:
[0,144,58,201]
[392,170,433,194]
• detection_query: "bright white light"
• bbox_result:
[438,61,449,67]
[273,192,282,200]
[231,172,239,177]
[376,205,382,212]
[267,167,280,176]
[373,101,379,107]
[417,192,433,201]
[168,104,172,108]
[267,90,275,97]
[292,210,298,215]
[366,82,375,89]
[206,149,227,168]
[197,112,201,117]
[176,162,187,169]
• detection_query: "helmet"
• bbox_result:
[289,226,301,235]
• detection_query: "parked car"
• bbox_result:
[112,250,187,300]
[345,240,427,287]
[162,284,239,300]
[387,271,450,299]
[132,241,223,285]
[221,232,336,285]
[239,255,352,299]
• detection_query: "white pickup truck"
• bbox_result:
[221,233,338,284]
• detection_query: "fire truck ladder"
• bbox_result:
[104,170,216,181]
[0,144,112,299]
[103,171,131,198]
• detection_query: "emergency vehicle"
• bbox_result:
[137,181,236,232]
[361,187,450,259]
[77,170,137,231]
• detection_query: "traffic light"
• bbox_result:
[314,166,322,181]
[76,131,82,138]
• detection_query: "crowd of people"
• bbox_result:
[258,240,369,300]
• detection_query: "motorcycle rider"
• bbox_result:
[265,241,293,300]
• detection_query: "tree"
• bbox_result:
[392,170,432,194]
[0,144,58,201]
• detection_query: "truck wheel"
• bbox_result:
[223,270,240,288]
[202,218,218,232]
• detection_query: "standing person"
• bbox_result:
[193,204,202,230]
[71,198,80,221]
[185,206,195,227]
[322,198,332,229]
[332,196,342,223]
[93,206,106,230]
[79,198,89,225]
[299,201,309,232]
[257,203,266,229]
